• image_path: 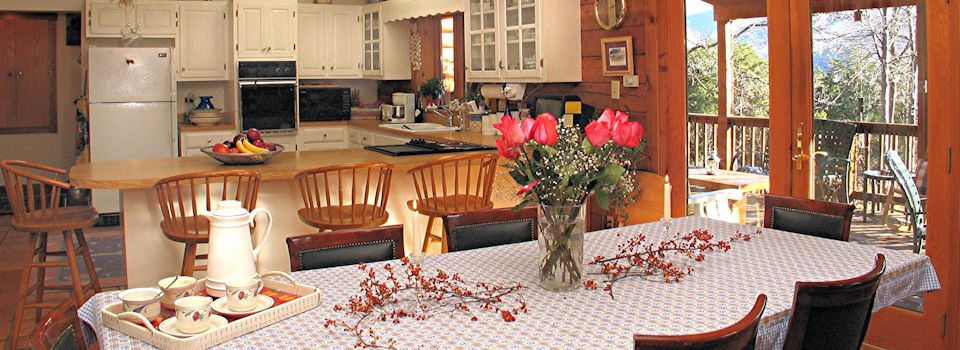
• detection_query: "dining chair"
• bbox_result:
[408,154,498,253]
[154,170,261,276]
[634,294,767,350]
[294,163,394,231]
[884,151,927,253]
[286,224,405,271]
[30,298,97,350]
[782,254,886,350]
[763,194,855,241]
[0,160,101,350]
[688,189,744,224]
[441,206,538,252]
[813,119,858,204]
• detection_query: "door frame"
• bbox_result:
[765,0,958,348]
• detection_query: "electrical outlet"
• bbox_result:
[623,75,640,88]
[611,81,621,100]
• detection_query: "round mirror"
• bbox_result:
[595,0,626,31]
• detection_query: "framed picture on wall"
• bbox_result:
[601,36,634,76]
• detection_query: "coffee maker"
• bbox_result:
[380,93,418,124]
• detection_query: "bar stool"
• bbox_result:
[408,154,498,253]
[294,163,394,231]
[154,170,261,277]
[1,160,101,350]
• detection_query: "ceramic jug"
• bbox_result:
[196,96,216,110]
[201,200,272,297]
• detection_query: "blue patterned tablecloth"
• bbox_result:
[80,216,940,349]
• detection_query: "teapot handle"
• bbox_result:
[249,208,273,258]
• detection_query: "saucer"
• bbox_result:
[158,315,228,338]
[211,295,274,317]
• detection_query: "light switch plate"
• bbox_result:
[623,75,640,88]
[611,80,621,100]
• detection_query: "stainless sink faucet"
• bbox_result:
[424,105,464,129]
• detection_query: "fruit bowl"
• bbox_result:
[200,144,285,165]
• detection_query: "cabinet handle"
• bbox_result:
[540,58,544,68]
[499,60,504,69]
[323,134,327,138]
[268,46,272,51]
[207,138,212,143]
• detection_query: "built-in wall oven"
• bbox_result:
[238,61,297,134]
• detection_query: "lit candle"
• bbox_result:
[663,175,672,220]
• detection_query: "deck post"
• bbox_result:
[717,20,734,169]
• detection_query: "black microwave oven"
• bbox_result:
[299,86,351,122]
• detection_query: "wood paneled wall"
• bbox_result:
[539,0,684,175]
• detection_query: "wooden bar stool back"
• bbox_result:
[154,170,261,277]
[0,160,101,350]
[295,163,394,231]
[408,154,498,253]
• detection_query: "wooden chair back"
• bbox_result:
[763,194,855,241]
[442,206,538,252]
[31,298,95,350]
[408,154,498,215]
[286,224,405,271]
[634,294,767,350]
[154,170,261,239]
[782,254,885,350]
[0,160,72,225]
[294,163,394,227]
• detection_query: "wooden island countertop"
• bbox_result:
[70,120,501,189]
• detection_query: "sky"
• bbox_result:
[686,0,714,16]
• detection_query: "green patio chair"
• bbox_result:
[884,150,926,253]
[814,119,858,203]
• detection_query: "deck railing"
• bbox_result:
[687,114,920,176]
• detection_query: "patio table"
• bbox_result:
[79,217,939,349]
[689,169,770,223]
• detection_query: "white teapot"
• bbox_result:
[201,200,272,297]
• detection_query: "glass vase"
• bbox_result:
[537,203,585,292]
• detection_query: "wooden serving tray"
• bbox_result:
[101,272,319,350]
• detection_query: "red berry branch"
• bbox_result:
[324,257,527,349]
[584,228,760,298]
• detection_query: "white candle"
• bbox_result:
[663,175,672,220]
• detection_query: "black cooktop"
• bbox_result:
[364,139,495,156]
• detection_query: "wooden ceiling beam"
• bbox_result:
[713,0,917,21]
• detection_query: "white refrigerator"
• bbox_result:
[88,47,177,214]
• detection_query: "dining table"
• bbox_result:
[78,216,939,350]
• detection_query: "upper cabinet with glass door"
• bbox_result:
[464,0,580,83]
[362,4,411,80]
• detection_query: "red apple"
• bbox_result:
[212,143,229,153]
[228,148,240,154]
[265,143,278,152]
[233,134,246,144]
[251,139,266,148]
[246,128,262,141]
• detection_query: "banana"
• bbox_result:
[235,138,254,154]
[243,139,270,154]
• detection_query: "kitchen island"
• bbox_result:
[70,121,665,287]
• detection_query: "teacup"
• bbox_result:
[157,276,197,309]
[225,278,263,312]
[118,288,163,321]
[174,296,213,334]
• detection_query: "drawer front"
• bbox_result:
[182,131,235,149]
[302,141,346,151]
[301,127,346,143]
[183,148,205,157]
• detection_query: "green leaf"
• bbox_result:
[509,170,529,185]
[582,138,595,154]
[598,164,626,186]
[512,198,535,211]
[595,190,611,210]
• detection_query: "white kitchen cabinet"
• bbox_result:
[347,128,409,148]
[361,4,411,80]
[179,130,236,157]
[178,2,229,81]
[374,134,411,146]
[236,0,297,59]
[299,126,348,150]
[87,1,178,38]
[298,5,361,79]
[464,0,580,83]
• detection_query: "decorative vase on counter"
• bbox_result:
[537,202,585,292]
[197,96,216,110]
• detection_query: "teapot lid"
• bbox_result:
[209,200,248,217]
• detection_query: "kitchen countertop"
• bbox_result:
[70,122,501,190]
